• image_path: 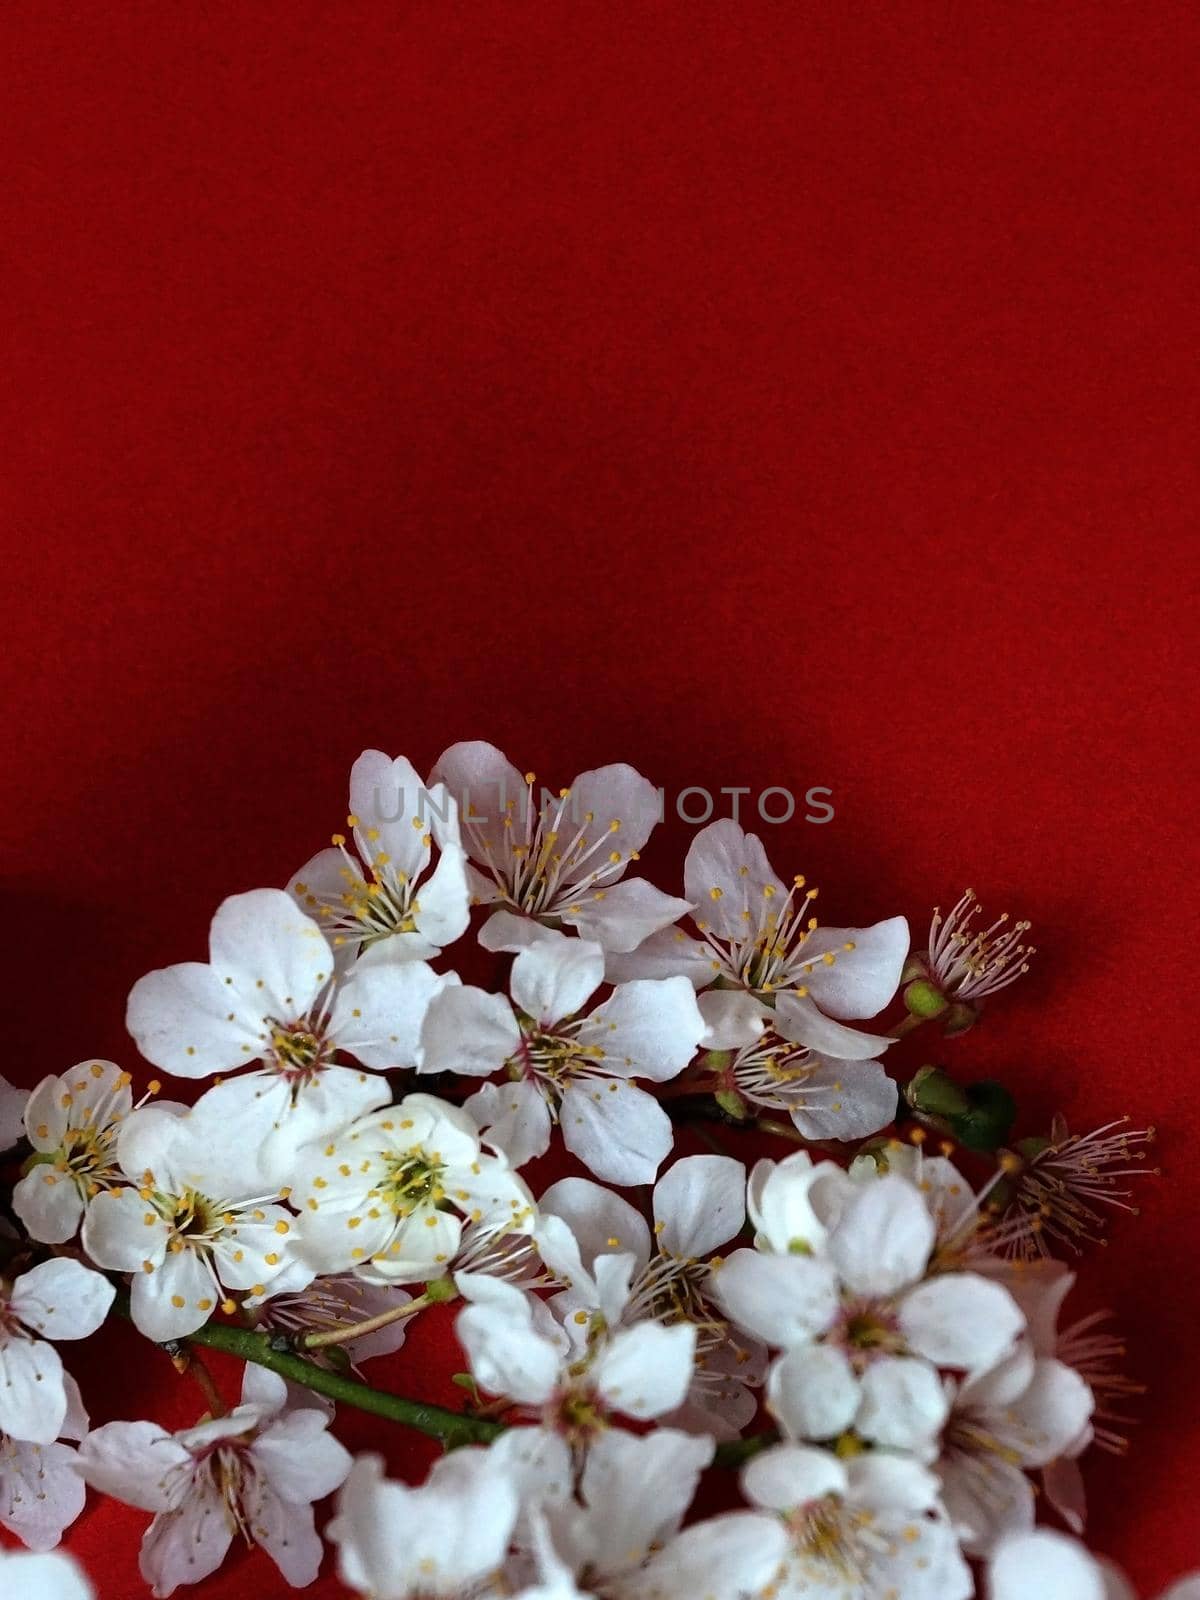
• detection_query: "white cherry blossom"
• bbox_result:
[12,1061,143,1244]
[290,749,470,965]
[290,1093,534,1284]
[421,931,703,1185]
[607,818,909,1052]
[77,1365,352,1598]
[0,1259,113,1443]
[430,742,689,953]
[454,1272,697,1450]
[742,1444,972,1600]
[536,1157,767,1438]
[0,1374,89,1550]
[82,1102,304,1342]
[126,888,454,1179]
[719,1025,899,1141]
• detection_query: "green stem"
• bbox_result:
[113,1298,501,1450]
[188,1321,504,1448]
[713,1428,777,1467]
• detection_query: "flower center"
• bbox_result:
[787,1498,861,1578]
[267,1020,332,1082]
[380,1148,445,1216]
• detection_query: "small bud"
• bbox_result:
[423,1275,458,1304]
[714,1087,750,1121]
[702,1049,734,1074]
[903,978,949,1019]
[946,1080,1018,1153]
[905,1065,970,1119]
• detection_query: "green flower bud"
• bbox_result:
[714,1087,750,1121]
[424,1275,458,1304]
[905,1065,970,1119]
[903,978,949,1019]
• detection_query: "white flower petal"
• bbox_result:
[139,1479,234,1598]
[539,1177,652,1277]
[581,1429,714,1577]
[741,1442,847,1512]
[125,962,259,1078]
[697,989,770,1048]
[456,1286,562,1406]
[767,1345,859,1441]
[575,978,705,1083]
[899,1272,1025,1375]
[710,1249,839,1347]
[684,820,785,940]
[0,1438,86,1552]
[76,1421,191,1511]
[828,1174,935,1296]
[625,1512,791,1600]
[988,1531,1110,1600]
[787,1056,899,1143]
[603,925,714,987]
[82,1187,170,1274]
[653,1154,746,1259]
[251,1408,352,1502]
[0,1337,67,1444]
[129,1248,220,1342]
[510,937,605,1026]
[419,985,520,1076]
[774,992,893,1059]
[13,1168,86,1245]
[559,1080,673,1186]
[11,1259,115,1340]
[856,1356,949,1450]
[791,916,910,1019]
[330,960,450,1069]
[465,1080,553,1168]
[593,1321,695,1419]
[562,879,693,954]
[208,888,332,1017]
[348,750,432,879]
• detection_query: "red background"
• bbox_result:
[3,3,1197,1595]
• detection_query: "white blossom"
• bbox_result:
[77,1365,351,1597]
[290,749,470,965]
[422,931,703,1185]
[82,1102,304,1342]
[607,818,908,1052]
[12,1061,143,1244]
[430,742,689,953]
[290,1093,534,1284]
[0,1374,89,1551]
[535,1157,767,1438]
[0,1259,113,1443]
[126,887,454,1180]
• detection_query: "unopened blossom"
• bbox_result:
[1,1374,88,1551]
[126,888,454,1179]
[741,1444,972,1600]
[905,888,1034,1022]
[12,1060,147,1244]
[536,1157,767,1438]
[720,1026,899,1141]
[330,1447,520,1600]
[77,1365,352,1598]
[421,931,704,1185]
[0,1259,113,1443]
[607,818,909,1053]
[0,1548,94,1600]
[290,1094,534,1284]
[291,749,470,965]
[989,1530,1200,1600]
[82,1102,304,1342]
[454,1272,696,1448]
[992,1114,1158,1259]
[430,741,690,953]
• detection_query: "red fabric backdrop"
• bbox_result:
[3,3,1197,1595]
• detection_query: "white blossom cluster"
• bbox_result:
[0,745,1181,1599]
